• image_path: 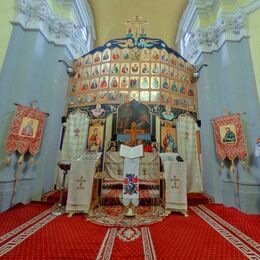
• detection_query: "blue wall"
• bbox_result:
[197,38,260,214]
[0,25,72,211]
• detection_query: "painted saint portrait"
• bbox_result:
[93,52,101,63]
[140,91,150,101]
[112,48,120,60]
[141,63,150,74]
[141,48,150,60]
[102,49,110,61]
[220,125,237,143]
[161,106,175,121]
[87,124,104,151]
[120,76,129,88]
[84,54,92,65]
[150,91,160,101]
[161,125,177,152]
[18,117,39,138]
[151,48,160,61]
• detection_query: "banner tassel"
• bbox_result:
[29,155,34,165]
[6,154,12,165]
[241,160,246,169]
[220,161,225,169]
[18,154,24,164]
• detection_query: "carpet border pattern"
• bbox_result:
[191,206,260,259]
[0,213,57,257]
[141,227,157,260]
[0,206,53,244]
[199,205,260,253]
[96,228,117,260]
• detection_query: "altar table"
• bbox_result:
[104,151,160,180]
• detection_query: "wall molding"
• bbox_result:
[176,0,260,64]
[13,0,96,59]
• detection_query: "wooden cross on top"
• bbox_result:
[124,122,144,147]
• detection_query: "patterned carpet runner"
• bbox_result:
[0,202,53,237]
[0,202,259,259]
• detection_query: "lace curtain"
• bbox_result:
[176,115,203,193]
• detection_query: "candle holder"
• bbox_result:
[52,160,71,216]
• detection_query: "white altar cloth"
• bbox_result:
[66,156,99,214]
[160,156,188,215]
[104,151,159,180]
[120,145,143,206]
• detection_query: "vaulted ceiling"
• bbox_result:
[88,0,188,50]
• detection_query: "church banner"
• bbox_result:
[5,104,48,162]
[212,113,247,165]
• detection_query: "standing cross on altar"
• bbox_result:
[124,122,144,146]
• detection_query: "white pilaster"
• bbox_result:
[176,0,260,64]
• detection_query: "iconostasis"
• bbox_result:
[65,35,198,151]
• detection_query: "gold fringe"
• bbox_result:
[6,154,11,165]
[241,160,246,169]
[220,161,225,169]
[18,154,24,164]
[29,156,34,165]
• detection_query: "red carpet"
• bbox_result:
[1,213,108,259]
[149,208,249,260]
[0,202,52,236]
[1,202,259,259]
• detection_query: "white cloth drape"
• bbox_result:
[176,115,203,193]
[61,110,90,160]
[162,160,187,213]
[65,159,97,214]
[122,157,140,206]
[104,152,160,180]
[56,110,89,189]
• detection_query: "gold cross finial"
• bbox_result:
[126,16,148,38]
[31,99,38,109]
[223,108,230,115]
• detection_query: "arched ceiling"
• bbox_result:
[88,0,188,50]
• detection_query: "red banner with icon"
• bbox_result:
[212,113,247,161]
[5,105,47,156]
